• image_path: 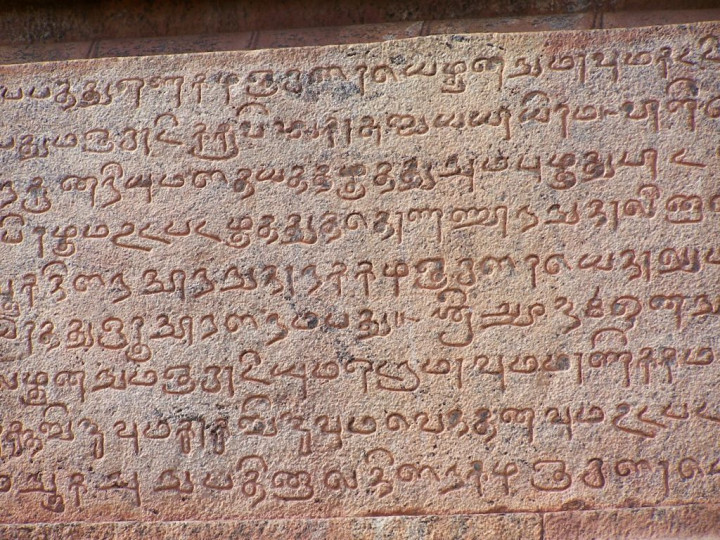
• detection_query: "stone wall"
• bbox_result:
[0,5,718,540]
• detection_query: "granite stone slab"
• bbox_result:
[0,19,718,539]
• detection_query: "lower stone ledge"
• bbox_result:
[1,505,719,539]
[1,513,543,540]
[544,504,720,540]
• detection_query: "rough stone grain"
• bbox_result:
[0,18,718,539]
[2,10,720,65]
[1,0,717,47]
[545,504,720,539]
[0,513,543,539]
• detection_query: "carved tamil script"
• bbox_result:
[0,22,719,523]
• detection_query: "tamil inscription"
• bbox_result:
[0,21,719,528]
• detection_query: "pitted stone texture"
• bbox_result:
[0,514,543,539]
[544,504,720,539]
[1,1,716,46]
[0,20,718,538]
[1,506,719,539]
[1,10,720,64]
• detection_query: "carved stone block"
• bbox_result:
[0,19,718,539]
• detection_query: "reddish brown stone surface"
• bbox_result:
[1,10,720,65]
[545,504,720,539]
[0,11,719,540]
[0,514,543,539]
[1,0,718,46]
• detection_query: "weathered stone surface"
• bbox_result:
[3,506,720,539]
[0,513,543,539]
[0,19,719,538]
[2,10,720,65]
[1,0,716,47]
[545,504,720,539]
